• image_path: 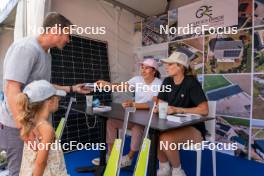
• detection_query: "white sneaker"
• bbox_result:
[157,162,171,176]
[172,167,186,176]
[91,154,109,166]
[120,155,133,168]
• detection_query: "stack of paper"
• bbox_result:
[93,106,112,112]
[167,113,201,123]
[85,83,96,88]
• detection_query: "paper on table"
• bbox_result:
[167,113,201,123]
[93,106,112,112]
[84,83,96,88]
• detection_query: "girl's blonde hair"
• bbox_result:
[16,93,45,139]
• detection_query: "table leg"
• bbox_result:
[99,117,107,165]
[94,117,107,175]
[75,116,106,175]
[148,129,159,176]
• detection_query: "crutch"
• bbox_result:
[104,106,136,176]
[133,101,156,176]
[56,97,77,139]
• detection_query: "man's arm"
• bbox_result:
[53,84,71,93]
[4,80,23,128]
[53,83,91,94]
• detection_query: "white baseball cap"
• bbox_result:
[139,58,159,70]
[23,80,66,103]
[161,52,190,68]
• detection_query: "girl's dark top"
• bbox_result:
[158,75,208,138]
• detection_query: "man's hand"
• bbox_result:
[72,84,92,94]
[96,80,111,89]
[122,100,134,108]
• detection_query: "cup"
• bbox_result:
[158,102,168,119]
[86,95,93,115]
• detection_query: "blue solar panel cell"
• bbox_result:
[207,85,243,101]
[223,50,241,57]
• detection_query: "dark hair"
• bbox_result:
[43,12,73,31]
[154,70,161,79]
[183,66,196,77]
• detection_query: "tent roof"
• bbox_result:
[114,0,199,17]
[0,0,17,27]
[115,0,167,16]
[0,0,199,28]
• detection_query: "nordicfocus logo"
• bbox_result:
[196,5,213,19]
[160,4,238,36]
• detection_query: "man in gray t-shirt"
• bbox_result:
[1,36,51,128]
[0,13,90,176]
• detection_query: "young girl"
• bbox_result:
[17,80,68,176]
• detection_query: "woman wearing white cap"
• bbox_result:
[156,52,208,176]
[93,58,162,167]
[16,80,68,176]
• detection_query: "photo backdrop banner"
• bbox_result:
[136,0,264,164]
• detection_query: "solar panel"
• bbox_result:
[223,50,241,57]
[50,35,111,151]
[206,84,243,101]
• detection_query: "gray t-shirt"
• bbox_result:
[0,36,51,127]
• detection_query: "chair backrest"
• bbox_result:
[205,101,216,142]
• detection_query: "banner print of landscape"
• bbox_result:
[136,0,264,163]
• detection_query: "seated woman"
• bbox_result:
[156,52,208,176]
[93,58,162,167]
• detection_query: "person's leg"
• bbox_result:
[106,119,124,153]
[6,126,24,176]
[159,126,203,167]
[92,119,123,166]
[158,146,169,162]
[157,134,171,176]
[0,123,7,151]
[128,124,144,159]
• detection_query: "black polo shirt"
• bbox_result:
[158,75,207,138]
